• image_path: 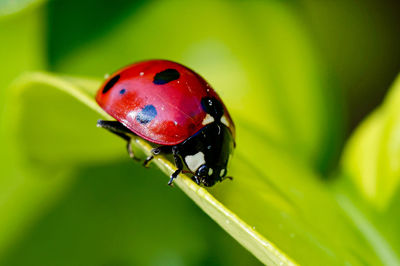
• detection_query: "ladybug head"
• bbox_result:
[194,162,231,187]
[196,165,218,187]
[179,122,234,187]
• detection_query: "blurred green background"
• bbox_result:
[1,0,400,265]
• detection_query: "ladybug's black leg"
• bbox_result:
[97,120,139,161]
[168,146,183,186]
[97,120,132,138]
[143,155,154,167]
[126,142,136,159]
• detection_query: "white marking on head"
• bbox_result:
[220,169,226,177]
[221,115,230,127]
[185,152,205,172]
[208,168,213,176]
[202,114,215,125]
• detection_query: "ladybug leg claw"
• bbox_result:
[192,176,201,185]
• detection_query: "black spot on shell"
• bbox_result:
[136,105,157,124]
[119,88,126,95]
[201,97,223,119]
[102,74,120,94]
[153,69,180,85]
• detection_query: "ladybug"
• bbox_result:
[96,60,235,187]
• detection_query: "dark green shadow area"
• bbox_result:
[47,0,148,66]
[0,159,261,266]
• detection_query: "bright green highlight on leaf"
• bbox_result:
[342,74,400,209]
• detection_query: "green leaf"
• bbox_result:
[0,0,45,16]
[2,72,382,265]
[0,0,46,98]
[0,4,48,254]
[342,74,400,209]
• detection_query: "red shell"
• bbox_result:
[96,60,235,145]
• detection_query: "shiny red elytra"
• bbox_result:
[96,60,235,187]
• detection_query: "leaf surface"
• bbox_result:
[1,72,383,265]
